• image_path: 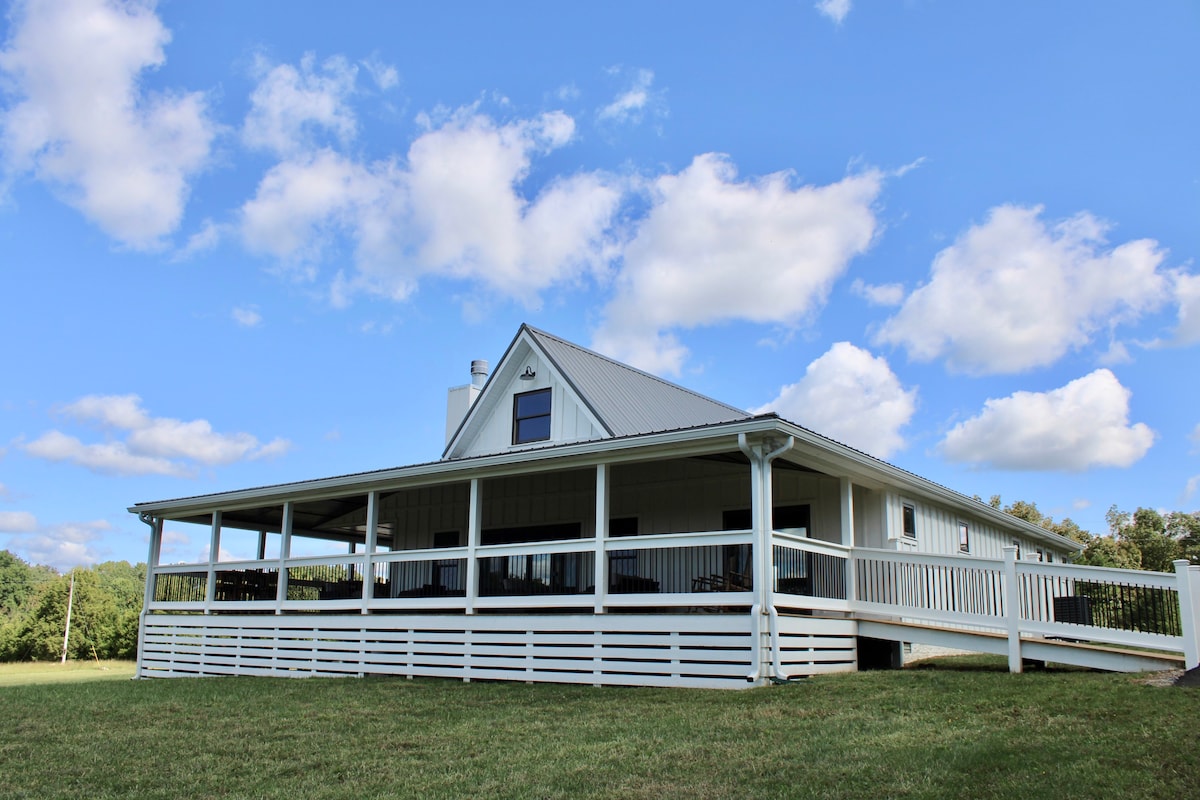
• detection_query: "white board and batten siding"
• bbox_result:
[882,492,1069,561]
[454,347,605,458]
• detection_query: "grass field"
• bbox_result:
[0,657,1196,799]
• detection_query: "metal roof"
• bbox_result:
[525,325,750,438]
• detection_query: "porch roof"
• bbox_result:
[129,412,1082,554]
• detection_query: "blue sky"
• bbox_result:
[1,0,1197,569]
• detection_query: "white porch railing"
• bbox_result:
[850,545,1200,670]
[146,534,1200,672]
[146,529,756,615]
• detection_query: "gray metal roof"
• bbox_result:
[525,326,750,438]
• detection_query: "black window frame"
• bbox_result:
[513,388,552,445]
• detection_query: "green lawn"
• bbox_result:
[0,660,135,687]
[0,657,1195,799]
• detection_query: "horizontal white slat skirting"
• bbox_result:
[139,613,759,689]
[773,615,858,677]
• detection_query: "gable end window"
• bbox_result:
[513,388,552,444]
[902,502,917,538]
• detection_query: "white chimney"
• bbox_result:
[445,360,488,445]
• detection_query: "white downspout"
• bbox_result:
[738,433,794,684]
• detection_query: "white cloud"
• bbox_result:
[172,218,223,261]
[0,0,216,248]
[939,369,1155,471]
[24,430,188,477]
[232,305,263,327]
[0,514,110,569]
[598,68,660,124]
[816,0,852,25]
[23,394,290,477]
[240,107,623,305]
[361,56,398,91]
[851,278,905,307]
[874,205,1171,375]
[753,342,916,459]
[0,510,38,532]
[593,154,882,374]
[243,53,359,156]
[240,148,384,271]
[1174,272,1200,345]
[1190,423,1200,452]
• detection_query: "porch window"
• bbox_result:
[513,388,551,444]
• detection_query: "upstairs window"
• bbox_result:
[902,503,916,538]
[958,521,970,553]
[513,388,551,444]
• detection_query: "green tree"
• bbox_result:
[1106,506,1184,573]
[0,550,56,618]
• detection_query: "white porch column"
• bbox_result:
[204,511,221,613]
[136,515,162,679]
[256,531,267,560]
[275,502,292,615]
[840,478,857,604]
[361,491,379,614]
[465,479,481,615]
[1002,545,1022,673]
[1174,560,1200,670]
[594,463,609,614]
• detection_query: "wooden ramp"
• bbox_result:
[856,617,1185,673]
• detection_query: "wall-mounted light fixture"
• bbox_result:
[519,366,536,381]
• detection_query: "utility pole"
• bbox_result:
[60,570,75,664]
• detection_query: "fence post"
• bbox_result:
[1003,546,1022,673]
[1174,560,1199,670]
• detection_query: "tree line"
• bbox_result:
[0,552,143,661]
[1,501,1199,662]
[985,498,1200,572]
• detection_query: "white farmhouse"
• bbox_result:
[130,325,1198,686]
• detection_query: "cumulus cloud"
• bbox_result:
[874,205,1171,375]
[22,394,290,477]
[816,0,852,24]
[851,278,905,307]
[232,305,262,327]
[0,513,110,569]
[598,67,660,124]
[939,369,1155,471]
[0,0,216,248]
[593,154,882,374]
[0,510,38,532]
[243,53,359,155]
[240,105,623,304]
[753,342,916,459]
[361,56,398,91]
[1174,272,1200,345]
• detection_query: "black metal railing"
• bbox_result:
[213,568,279,601]
[286,563,363,601]
[773,546,847,599]
[478,552,596,596]
[154,571,207,602]
[384,558,467,598]
[612,544,752,595]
